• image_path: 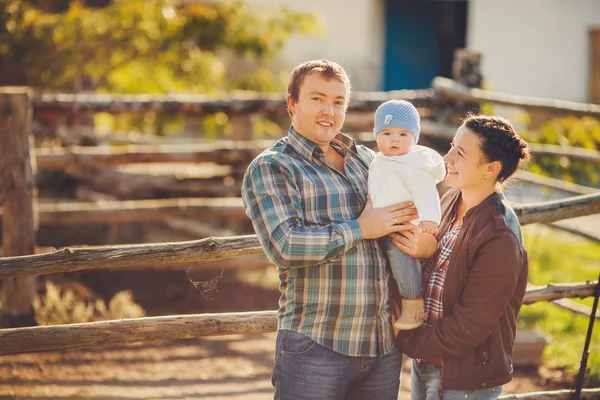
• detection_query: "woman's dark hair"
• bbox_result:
[463,114,531,183]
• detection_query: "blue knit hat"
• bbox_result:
[373,100,420,142]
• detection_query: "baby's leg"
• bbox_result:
[380,238,426,331]
[382,239,421,299]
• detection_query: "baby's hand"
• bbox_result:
[419,221,438,235]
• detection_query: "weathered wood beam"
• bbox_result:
[433,77,600,117]
[530,144,600,166]
[0,235,265,278]
[498,389,600,400]
[13,183,600,229]
[523,282,598,305]
[34,126,600,170]
[31,249,272,271]
[32,89,435,115]
[35,140,274,169]
[0,282,595,356]
[0,194,599,276]
[515,171,597,196]
[28,197,247,225]
[67,168,242,198]
[0,88,37,325]
[514,192,600,225]
[0,310,278,356]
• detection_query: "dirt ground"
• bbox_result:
[0,268,576,400]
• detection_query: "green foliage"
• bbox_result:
[520,228,600,385]
[33,281,145,325]
[1,0,320,136]
[1,0,319,92]
[523,116,600,188]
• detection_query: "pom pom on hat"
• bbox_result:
[373,100,420,142]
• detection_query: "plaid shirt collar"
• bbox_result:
[288,125,358,163]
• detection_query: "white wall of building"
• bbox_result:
[246,0,385,91]
[467,0,600,102]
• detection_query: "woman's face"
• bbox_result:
[443,124,491,190]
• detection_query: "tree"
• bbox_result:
[1,0,320,93]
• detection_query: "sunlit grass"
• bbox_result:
[520,226,600,385]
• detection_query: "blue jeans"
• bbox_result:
[380,236,421,299]
[411,360,503,400]
[272,330,402,400]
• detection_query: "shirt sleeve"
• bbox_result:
[241,155,363,269]
[397,232,523,359]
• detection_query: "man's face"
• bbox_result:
[375,128,415,156]
[286,72,347,149]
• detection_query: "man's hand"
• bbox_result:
[357,198,418,239]
[389,225,437,259]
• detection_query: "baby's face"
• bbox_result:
[375,128,415,156]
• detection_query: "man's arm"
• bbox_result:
[242,156,363,269]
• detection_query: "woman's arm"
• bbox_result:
[397,232,523,359]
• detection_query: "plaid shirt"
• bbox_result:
[422,226,461,328]
[241,126,395,357]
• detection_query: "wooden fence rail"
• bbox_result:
[432,77,600,118]
[34,197,247,225]
[515,192,600,225]
[32,88,435,115]
[35,140,274,169]
[0,176,597,227]
[0,193,599,278]
[33,126,600,170]
[0,282,595,356]
[29,78,600,119]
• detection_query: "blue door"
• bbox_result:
[383,1,439,90]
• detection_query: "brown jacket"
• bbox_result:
[396,189,528,390]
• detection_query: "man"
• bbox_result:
[241,59,418,400]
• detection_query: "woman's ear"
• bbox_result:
[487,160,501,180]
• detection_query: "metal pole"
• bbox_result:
[572,271,600,400]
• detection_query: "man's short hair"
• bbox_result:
[287,60,351,117]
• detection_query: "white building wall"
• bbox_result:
[467,0,600,102]
[245,0,385,91]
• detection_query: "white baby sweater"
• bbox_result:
[368,145,446,225]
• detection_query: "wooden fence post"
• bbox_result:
[452,48,483,89]
[0,88,38,327]
[230,114,253,141]
[451,48,483,116]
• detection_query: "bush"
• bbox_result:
[33,281,145,325]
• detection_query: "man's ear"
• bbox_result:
[286,95,296,116]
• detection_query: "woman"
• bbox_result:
[393,114,531,400]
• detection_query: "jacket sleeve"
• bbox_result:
[405,168,441,224]
[397,231,523,359]
[241,156,363,269]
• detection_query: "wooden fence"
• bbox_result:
[1,80,600,399]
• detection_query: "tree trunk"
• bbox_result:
[0,89,38,327]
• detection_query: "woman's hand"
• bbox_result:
[389,225,437,259]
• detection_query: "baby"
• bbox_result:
[368,100,446,331]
